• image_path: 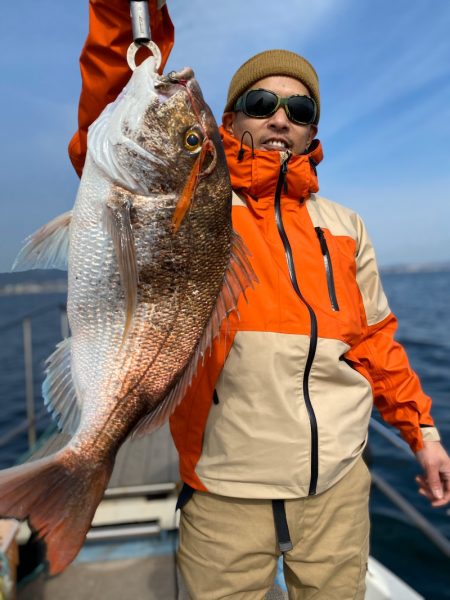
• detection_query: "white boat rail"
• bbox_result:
[369,416,450,558]
[0,302,68,453]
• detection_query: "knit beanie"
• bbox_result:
[224,49,320,124]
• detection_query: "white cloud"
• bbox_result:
[323,4,450,138]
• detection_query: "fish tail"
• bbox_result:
[0,449,113,575]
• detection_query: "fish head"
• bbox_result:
[88,57,228,199]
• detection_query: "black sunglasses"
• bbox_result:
[234,88,317,126]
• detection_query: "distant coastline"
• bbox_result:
[0,281,68,296]
[0,270,67,297]
[1,262,450,296]
[380,261,450,275]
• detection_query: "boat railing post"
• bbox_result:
[60,304,69,339]
[22,317,36,449]
[369,417,450,558]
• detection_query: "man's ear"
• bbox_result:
[308,124,318,145]
[222,112,235,135]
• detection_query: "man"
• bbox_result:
[169,49,450,599]
[70,4,450,598]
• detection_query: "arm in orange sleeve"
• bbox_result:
[356,312,450,507]
[348,215,450,505]
[351,312,437,453]
[68,0,174,176]
[346,213,439,453]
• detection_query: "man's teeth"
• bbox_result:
[266,140,287,148]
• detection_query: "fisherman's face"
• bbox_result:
[223,76,318,156]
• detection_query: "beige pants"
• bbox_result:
[178,457,370,600]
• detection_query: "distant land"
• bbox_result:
[0,270,67,296]
[379,261,450,274]
[1,262,450,296]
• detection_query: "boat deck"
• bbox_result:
[13,424,184,599]
[18,553,180,600]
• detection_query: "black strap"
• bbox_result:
[177,485,293,553]
[272,500,293,552]
[176,482,195,511]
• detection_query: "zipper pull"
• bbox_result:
[315,227,327,255]
[280,155,289,193]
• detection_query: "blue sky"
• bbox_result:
[1,0,450,272]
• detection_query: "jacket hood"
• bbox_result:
[219,126,323,202]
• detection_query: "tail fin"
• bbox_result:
[0,449,113,575]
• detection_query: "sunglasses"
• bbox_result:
[234,88,317,126]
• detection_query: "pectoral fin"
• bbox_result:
[104,199,138,342]
[12,211,72,272]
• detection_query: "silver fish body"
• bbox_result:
[0,57,254,574]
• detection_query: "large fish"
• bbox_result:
[0,56,255,574]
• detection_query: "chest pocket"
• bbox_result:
[315,226,364,346]
[315,227,340,312]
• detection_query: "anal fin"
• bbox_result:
[43,337,82,436]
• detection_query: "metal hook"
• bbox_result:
[127,41,162,72]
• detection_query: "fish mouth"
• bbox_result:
[155,67,212,152]
[154,68,204,118]
[155,67,195,88]
[155,68,205,106]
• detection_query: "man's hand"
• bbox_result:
[415,441,450,507]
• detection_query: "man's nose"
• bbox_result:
[267,106,290,128]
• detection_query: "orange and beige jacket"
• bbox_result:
[70,1,439,500]
[169,129,439,498]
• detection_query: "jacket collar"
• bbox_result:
[220,126,323,202]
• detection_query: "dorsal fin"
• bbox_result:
[131,230,258,436]
[12,211,72,272]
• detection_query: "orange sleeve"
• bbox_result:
[68,0,174,176]
[350,312,434,453]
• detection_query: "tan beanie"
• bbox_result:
[224,49,320,124]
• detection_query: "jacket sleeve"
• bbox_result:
[347,214,440,453]
[68,0,174,176]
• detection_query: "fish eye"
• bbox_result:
[184,129,203,154]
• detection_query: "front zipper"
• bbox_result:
[274,156,319,496]
[315,227,340,311]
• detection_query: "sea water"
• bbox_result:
[0,272,449,599]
